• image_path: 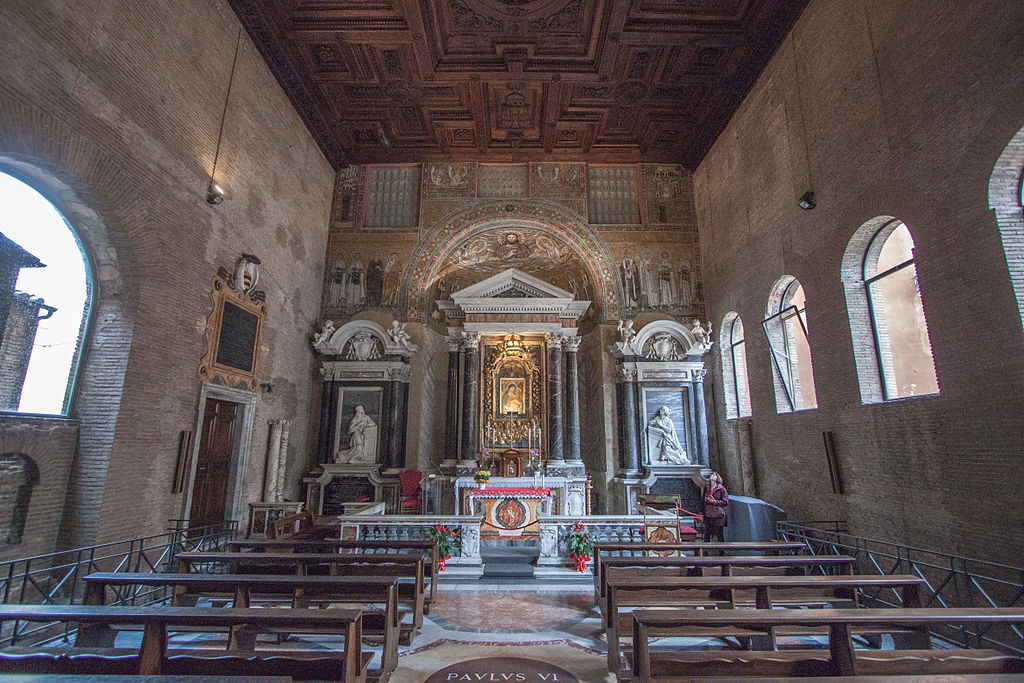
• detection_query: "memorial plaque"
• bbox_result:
[215,301,258,372]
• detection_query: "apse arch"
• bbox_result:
[399,200,623,323]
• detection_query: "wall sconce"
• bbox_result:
[797,191,816,210]
[205,28,242,206]
[206,182,224,205]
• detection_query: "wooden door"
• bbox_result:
[189,398,239,528]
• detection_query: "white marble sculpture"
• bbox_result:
[647,406,689,464]
[687,319,714,355]
[344,331,382,361]
[648,332,682,361]
[334,405,377,464]
[312,320,335,347]
[387,320,412,348]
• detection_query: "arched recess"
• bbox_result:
[988,124,1024,329]
[0,155,134,548]
[0,453,40,545]
[400,200,624,323]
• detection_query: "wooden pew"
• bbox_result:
[631,607,1024,681]
[593,541,808,596]
[176,550,427,636]
[604,573,925,672]
[267,509,327,541]
[595,553,856,606]
[82,572,401,675]
[0,604,369,682]
[227,538,441,611]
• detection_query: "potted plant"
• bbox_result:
[427,524,460,571]
[474,467,491,489]
[566,520,594,572]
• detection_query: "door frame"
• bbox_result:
[180,382,258,526]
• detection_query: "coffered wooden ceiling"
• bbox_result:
[229,0,806,170]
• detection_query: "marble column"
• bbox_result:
[563,335,582,463]
[617,366,640,473]
[693,368,710,466]
[264,419,285,501]
[443,337,461,466]
[459,332,480,465]
[547,332,564,461]
[384,369,404,470]
[316,379,337,464]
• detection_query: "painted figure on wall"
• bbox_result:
[621,249,641,309]
[382,252,400,307]
[500,378,526,415]
[647,406,688,464]
[330,258,348,309]
[347,253,365,308]
[366,256,384,307]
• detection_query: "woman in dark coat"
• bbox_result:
[702,472,728,543]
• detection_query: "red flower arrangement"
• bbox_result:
[428,524,460,571]
[565,520,594,572]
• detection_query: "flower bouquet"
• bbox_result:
[428,524,460,571]
[566,520,594,572]
[474,467,491,488]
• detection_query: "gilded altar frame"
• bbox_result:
[480,334,547,455]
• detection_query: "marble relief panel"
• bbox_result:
[322,233,418,320]
[604,231,702,317]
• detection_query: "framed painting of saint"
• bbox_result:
[498,377,526,415]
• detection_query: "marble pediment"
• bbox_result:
[438,268,590,320]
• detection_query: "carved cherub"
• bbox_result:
[690,319,713,351]
[617,319,637,345]
[388,320,412,347]
[312,320,335,346]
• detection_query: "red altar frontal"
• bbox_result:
[468,487,552,540]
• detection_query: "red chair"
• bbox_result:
[398,469,423,514]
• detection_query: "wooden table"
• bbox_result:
[603,573,926,671]
[0,604,368,682]
[631,607,1024,681]
[83,572,401,673]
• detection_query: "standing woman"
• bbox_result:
[702,472,729,543]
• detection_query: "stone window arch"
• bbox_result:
[720,312,752,418]
[841,217,939,402]
[0,453,40,545]
[989,124,1024,329]
[0,170,91,415]
[764,276,818,412]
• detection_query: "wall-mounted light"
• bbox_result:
[206,181,224,205]
[797,191,816,210]
[206,28,242,206]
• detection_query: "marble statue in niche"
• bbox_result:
[647,406,688,465]
[335,405,378,464]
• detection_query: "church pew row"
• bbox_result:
[603,573,926,673]
[592,541,808,597]
[594,553,856,607]
[83,572,401,676]
[176,550,427,638]
[227,537,440,611]
[630,607,1024,681]
[0,604,370,682]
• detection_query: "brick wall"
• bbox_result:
[0,0,334,548]
[695,0,1024,563]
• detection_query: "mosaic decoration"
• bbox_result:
[401,200,624,323]
[423,162,476,198]
[605,231,702,316]
[478,164,529,198]
[587,166,639,224]
[531,162,586,198]
[643,163,696,227]
[364,166,420,228]
[322,233,418,320]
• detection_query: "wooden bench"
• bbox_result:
[267,509,328,541]
[593,541,808,596]
[596,553,856,606]
[0,604,369,681]
[604,573,926,672]
[83,572,402,675]
[176,550,427,636]
[631,607,1024,681]
[227,538,441,612]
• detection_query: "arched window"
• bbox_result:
[842,217,938,402]
[989,124,1024,328]
[764,276,818,412]
[720,312,752,418]
[0,172,90,415]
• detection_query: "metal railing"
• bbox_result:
[0,521,237,646]
[778,520,1024,655]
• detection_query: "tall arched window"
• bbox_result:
[989,124,1024,328]
[842,217,938,402]
[764,276,817,412]
[0,172,90,415]
[721,312,752,418]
